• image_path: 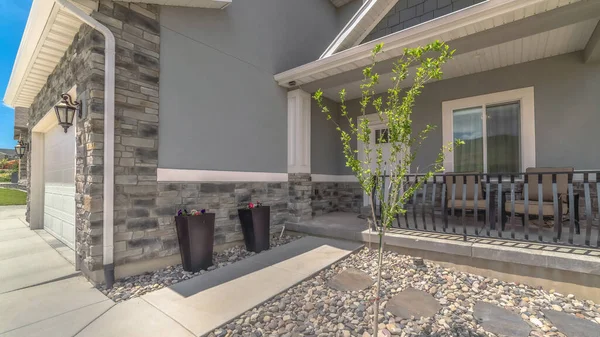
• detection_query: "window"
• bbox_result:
[375,128,389,144]
[442,88,535,174]
[452,102,520,173]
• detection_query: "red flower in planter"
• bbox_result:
[248,202,254,209]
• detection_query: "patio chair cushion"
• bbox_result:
[525,167,573,202]
[449,199,487,210]
[445,173,483,201]
[505,200,568,216]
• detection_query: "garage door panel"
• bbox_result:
[43,124,76,250]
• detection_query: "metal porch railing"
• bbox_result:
[371,171,600,248]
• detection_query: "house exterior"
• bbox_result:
[4,0,600,284]
[0,149,17,160]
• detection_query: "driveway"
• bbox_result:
[0,205,361,336]
[0,206,112,337]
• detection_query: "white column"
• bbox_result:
[287,89,311,174]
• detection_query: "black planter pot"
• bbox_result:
[174,214,215,272]
[238,206,270,253]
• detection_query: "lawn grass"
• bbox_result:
[0,189,27,205]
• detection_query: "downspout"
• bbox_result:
[54,0,116,288]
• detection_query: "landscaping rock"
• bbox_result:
[206,247,600,337]
[99,234,300,301]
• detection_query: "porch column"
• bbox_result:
[287,89,312,221]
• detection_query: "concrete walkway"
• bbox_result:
[0,206,361,337]
[80,236,362,336]
[0,206,112,337]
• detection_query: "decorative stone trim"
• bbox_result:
[312,181,363,216]
[288,173,312,221]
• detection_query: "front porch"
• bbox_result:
[286,210,600,302]
[282,0,600,259]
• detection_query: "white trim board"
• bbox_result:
[311,174,358,182]
[157,169,288,183]
[442,87,536,173]
[321,0,399,58]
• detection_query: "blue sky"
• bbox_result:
[0,0,33,149]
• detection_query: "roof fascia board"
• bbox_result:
[348,0,400,50]
[321,0,399,59]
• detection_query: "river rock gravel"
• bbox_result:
[208,247,600,337]
[99,234,301,302]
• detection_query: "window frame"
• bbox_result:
[442,87,535,173]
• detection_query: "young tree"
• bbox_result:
[313,41,461,334]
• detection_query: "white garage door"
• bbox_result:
[43,123,76,250]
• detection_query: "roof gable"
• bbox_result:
[321,0,488,58]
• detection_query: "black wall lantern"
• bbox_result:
[54,93,81,133]
[15,136,28,159]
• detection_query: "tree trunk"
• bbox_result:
[372,216,387,335]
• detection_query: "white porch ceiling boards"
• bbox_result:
[322,18,600,100]
[275,0,587,90]
[4,0,97,108]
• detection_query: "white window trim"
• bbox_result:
[442,87,535,173]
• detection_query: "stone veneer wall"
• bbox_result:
[150,182,289,256]
[26,1,165,281]
[26,1,303,282]
[312,182,363,216]
[18,149,28,186]
[363,0,486,42]
[288,173,313,222]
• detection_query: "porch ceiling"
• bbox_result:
[324,17,600,100]
[274,0,599,100]
[4,0,96,109]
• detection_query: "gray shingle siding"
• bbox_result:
[363,0,487,43]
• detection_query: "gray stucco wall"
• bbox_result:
[364,0,487,42]
[338,52,600,174]
[337,0,363,31]
[311,97,344,175]
[159,1,340,172]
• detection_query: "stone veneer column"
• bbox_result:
[288,173,313,221]
[91,1,164,280]
[287,89,312,221]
